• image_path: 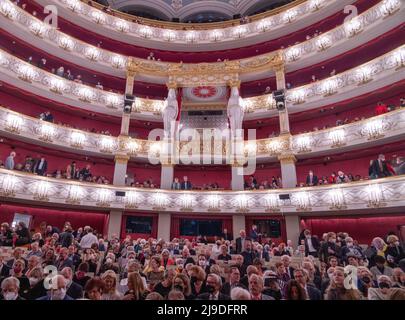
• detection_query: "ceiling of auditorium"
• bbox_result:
[97,0,294,22]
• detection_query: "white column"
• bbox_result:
[285,214,301,245]
[113,154,129,186]
[161,164,174,189]
[232,214,245,240]
[275,63,291,135]
[278,154,297,188]
[108,210,123,240]
[231,165,244,191]
[157,212,171,241]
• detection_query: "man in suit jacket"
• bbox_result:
[221,228,232,241]
[180,176,192,190]
[0,257,11,278]
[37,275,74,300]
[294,269,322,300]
[281,255,295,279]
[249,225,259,242]
[33,156,48,176]
[0,276,25,300]
[306,170,319,186]
[369,154,392,179]
[235,229,247,254]
[61,267,83,299]
[197,274,230,300]
[303,230,321,257]
[249,274,274,300]
[241,240,257,267]
[221,267,247,296]
[171,177,181,190]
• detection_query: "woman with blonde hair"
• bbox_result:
[143,255,164,288]
[189,265,207,297]
[325,266,361,300]
[101,270,122,300]
[123,272,148,300]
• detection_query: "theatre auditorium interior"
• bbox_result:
[0,0,404,302]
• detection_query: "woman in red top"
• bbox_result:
[375,102,388,115]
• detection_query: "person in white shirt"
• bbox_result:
[79,228,99,249]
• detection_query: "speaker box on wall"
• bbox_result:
[115,191,126,197]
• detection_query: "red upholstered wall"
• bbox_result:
[0,142,115,180]
[247,167,282,183]
[296,148,405,184]
[0,89,121,136]
[301,214,405,245]
[0,83,163,139]
[127,164,161,186]
[170,214,233,240]
[245,215,286,244]
[120,213,158,240]
[0,203,108,235]
[173,166,232,189]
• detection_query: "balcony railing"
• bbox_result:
[0,168,404,213]
[0,45,403,120]
[1,106,404,162]
[1,0,402,78]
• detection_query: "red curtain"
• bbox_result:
[301,214,405,244]
[245,215,286,244]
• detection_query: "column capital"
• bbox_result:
[126,70,137,78]
[227,79,241,88]
[114,154,130,164]
[166,80,178,89]
[278,153,296,164]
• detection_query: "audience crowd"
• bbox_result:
[0,221,404,301]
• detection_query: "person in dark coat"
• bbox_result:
[306,170,319,186]
[385,235,405,267]
[369,154,392,179]
[15,222,31,246]
[196,274,230,300]
[59,227,74,248]
[319,232,341,263]
[303,229,320,257]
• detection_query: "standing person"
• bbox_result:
[79,228,98,249]
[303,229,320,257]
[5,151,16,170]
[33,156,48,176]
[369,154,392,179]
[235,229,247,254]
[180,176,192,190]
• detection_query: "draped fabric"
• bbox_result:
[245,215,286,244]
[301,214,405,244]
[121,213,158,240]
[170,214,233,240]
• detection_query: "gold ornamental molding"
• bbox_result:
[127,51,285,86]
[114,154,130,164]
[278,153,297,164]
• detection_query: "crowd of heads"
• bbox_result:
[1,221,404,300]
